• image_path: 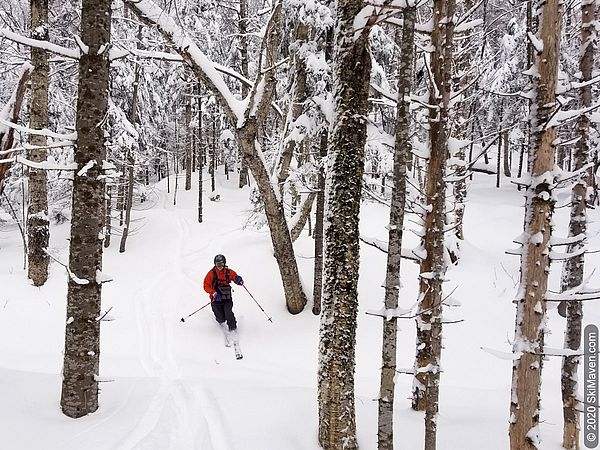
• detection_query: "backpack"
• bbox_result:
[212,267,232,301]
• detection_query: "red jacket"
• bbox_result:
[203,266,240,298]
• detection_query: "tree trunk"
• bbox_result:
[413,4,455,450]
[165,149,170,193]
[503,130,511,178]
[117,157,126,226]
[452,0,480,240]
[312,26,333,317]
[277,21,308,199]
[378,6,415,450]
[238,0,250,189]
[509,1,563,448]
[290,192,316,242]
[210,114,216,192]
[185,87,192,191]
[61,0,111,418]
[560,2,596,449]
[317,1,372,447]
[239,123,307,313]
[27,0,50,286]
[197,83,203,223]
[413,1,454,427]
[312,129,327,316]
[119,152,134,253]
[173,150,178,205]
[496,101,504,188]
[104,184,112,248]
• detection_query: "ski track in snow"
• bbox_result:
[122,192,232,450]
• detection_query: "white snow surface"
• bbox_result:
[0,171,598,449]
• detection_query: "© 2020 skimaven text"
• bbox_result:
[586,324,599,449]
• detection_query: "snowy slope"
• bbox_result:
[0,170,598,450]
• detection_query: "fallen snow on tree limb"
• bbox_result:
[481,347,522,360]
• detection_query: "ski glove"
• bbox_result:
[211,291,222,301]
[234,275,244,285]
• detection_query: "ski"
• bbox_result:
[233,341,243,360]
[230,330,243,359]
[219,323,232,347]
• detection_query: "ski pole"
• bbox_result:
[242,285,273,322]
[180,301,212,322]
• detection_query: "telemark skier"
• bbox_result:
[203,254,244,333]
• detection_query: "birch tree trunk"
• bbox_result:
[60,0,111,418]
[317,1,373,447]
[378,5,415,450]
[26,0,50,286]
[509,1,563,448]
[560,2,597,448]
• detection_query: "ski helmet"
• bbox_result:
[214,254,226,265]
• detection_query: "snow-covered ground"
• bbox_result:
[1,170,598,449]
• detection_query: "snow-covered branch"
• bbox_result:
[15,156,77,171]
[546,291,600,302]
[123,0,245,124]
[0,119,76,141]
[0,28,80,59]
[0,28,129,61]
[545,102,600,129]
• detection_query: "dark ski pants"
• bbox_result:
[211,299,237,331]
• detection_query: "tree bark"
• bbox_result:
[290,192,316,242]
[378,5,415,450]
[119,152,134,253]
[503,130,511,178]
[239,123,307,313]
[415,3,455,449]
[104,184,112,248]
[197,83,203,223]
[119,42,142,253]
[560,2,597,449]
[496,101,504,188]
[312,131,326,316]
[413,2,454,430]
[317,1,372,448]
[312,26,333,317]
[237,0,250,189]
[451,0,480,240]
[27,0,50,286]
[185,85,192,191]
[61,0,111,419]
[509,1,563,448]
[210,113,216,192]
